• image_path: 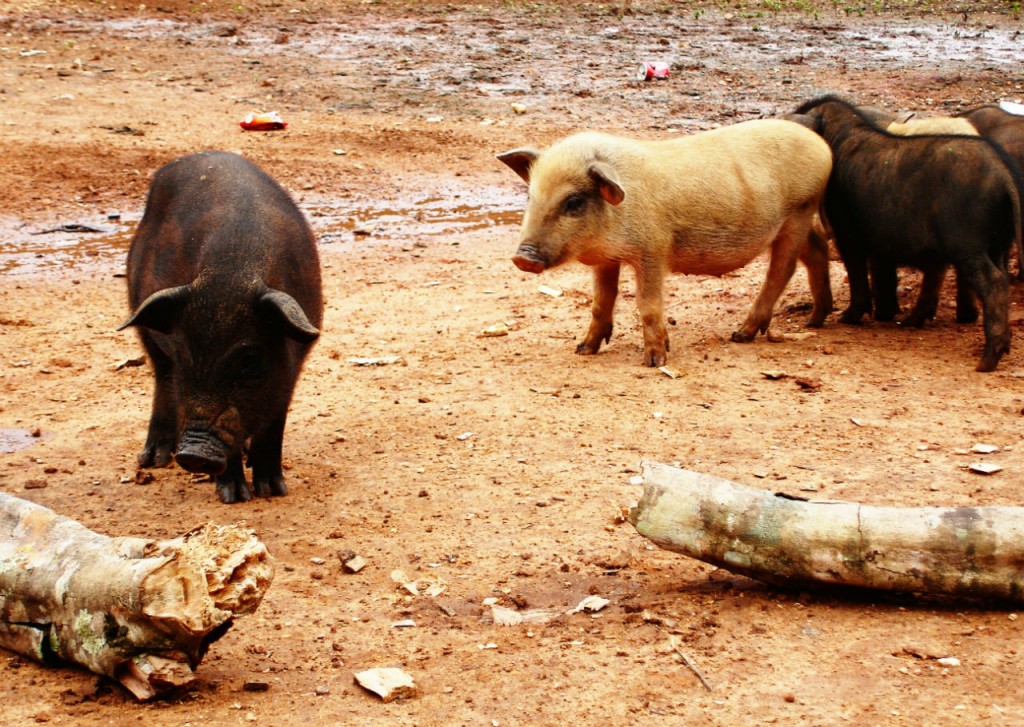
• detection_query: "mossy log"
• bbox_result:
[0,492,273,700]
[628,461,1024,602]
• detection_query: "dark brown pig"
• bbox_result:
[497,121,833,366]
[119,151,323,504]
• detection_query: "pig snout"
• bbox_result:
[512,243,548,274]
[175,426,230,475]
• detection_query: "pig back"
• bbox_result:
[127,150,323,328]
[642,120,832,246]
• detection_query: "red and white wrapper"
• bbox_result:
[636,62,670,80]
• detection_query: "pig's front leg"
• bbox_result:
[633,260,669,367]
[215,456,253,504]
[250,417,288,498]
[576,263,620,356]
[138,342,177,468]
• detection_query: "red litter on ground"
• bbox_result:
[240,111,287,131]
[636,62,670,80]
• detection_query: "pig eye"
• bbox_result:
[231,346,266,379]
[561,193,587,216]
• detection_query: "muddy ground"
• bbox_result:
[2,0,1024,724]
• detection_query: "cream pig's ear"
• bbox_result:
[496,148,539,184]
[589,161,624,206]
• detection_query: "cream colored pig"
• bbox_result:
[498,120,834,366]
[887,117,979,136]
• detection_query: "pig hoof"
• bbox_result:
[642,352,667,367]
[838,309,865,325]
[253,474,288,498]
[730,330,755,343]
[138,440,175,468]
[216,479,254,504]
[575,343,601,356]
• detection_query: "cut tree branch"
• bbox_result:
[628,461,1024,603]
[0,492,273,700]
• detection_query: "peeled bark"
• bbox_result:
[628,461,1024,602]
[0,492,273,700]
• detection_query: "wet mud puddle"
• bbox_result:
[0,186,523,276]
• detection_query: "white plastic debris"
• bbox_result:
[538,285,563,297]
[480,321,510,337]
[968,462,1003,475]
[971,443,999,454]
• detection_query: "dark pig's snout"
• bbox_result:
[512,243,548,274]
[175,427,230,476]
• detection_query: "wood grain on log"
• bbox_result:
[628,461,1024,603]
[0,492,273,700]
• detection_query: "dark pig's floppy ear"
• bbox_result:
[496,148,539,184]
[117,285,190,334]
[260,289,320,343]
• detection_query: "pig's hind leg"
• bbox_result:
[731,221,803,343]
[576,263,621,357]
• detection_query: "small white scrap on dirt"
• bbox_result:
[1000,100,1024,115]
[348,356,405,366]
[784,331,817,342]
[659,366,682,379]
[629,475,644,487]
[761,370,789,380]
[510,102,528,114]
[491,604,558,626]
[567,595,610,614]
[971,443,999,454]
[332,148,347,155]
[480,321,510,337]
[392,619,416,628]
[478,642,498,650]
[936,656,962,667]
[310,557,326,565]
[968,462,1003,475]
[391,569,448,597]
[457,432,474,441]
[850,417,863,427]
[354,668,418,702]
[342,555,367,573]
[115,356,145,371]
[538,284,562,297]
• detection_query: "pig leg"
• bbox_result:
[633,261,670,367]
[215,455,253,505]
[954,276,979,324]
[869,258,899,322]
[839,251,872,324]
[576,263,620,357]
[799,225,833,328]
[902,265,945,328]
[957,256,1011,372]
[250,417,288,498]
[138,335,177,468]
[732,223,803,342]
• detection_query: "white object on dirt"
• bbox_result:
[354,668,418,702]
[968,462,1003,475]
[538,285,563,297]
[348,356,404,366]
[567,595,610,614]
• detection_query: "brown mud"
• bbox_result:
[2,1,1024,725]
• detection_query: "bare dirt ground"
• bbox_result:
[2,0,1024,724]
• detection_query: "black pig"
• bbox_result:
[119,151,323,503]
[794,95,1022,372]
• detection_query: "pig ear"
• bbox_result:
[260,289,320,344]
[589,161,625,206]
[496,148,539,183]
[117,285,190,334]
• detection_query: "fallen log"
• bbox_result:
[0,492,273,700]
[628,461,1024,603]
